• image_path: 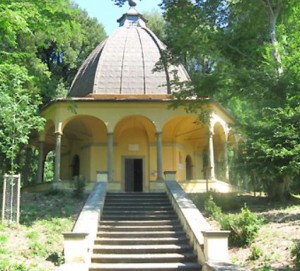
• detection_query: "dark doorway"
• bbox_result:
[125,158,143,192]
[72,155,80,177]
[186,155,193,180]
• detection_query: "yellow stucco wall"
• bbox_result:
[40,99,236,192]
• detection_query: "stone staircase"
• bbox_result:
[89,192,202,271]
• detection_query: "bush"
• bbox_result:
[291,241,300,269]
[248,245,264,260]
[205,196,263,247]
[221,204,263,247]
[204,195,222,218]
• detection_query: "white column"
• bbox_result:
[107,132,114,182]
[156,132,164,181]
[208,130,215,180]
[54,132,62,182]
[224,140,229,182]
[37,141,45,183]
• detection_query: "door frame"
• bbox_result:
[122,156,145,192]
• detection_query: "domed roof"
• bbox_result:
[69,5,190,98]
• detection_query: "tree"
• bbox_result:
[160,0,300,199]
[0,64,44,174]
[0,0,106,183]
[143,9,166,42]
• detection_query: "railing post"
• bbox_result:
[202,230,230,263]
[63,233,89,264]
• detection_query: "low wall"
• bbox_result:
[165,180,242,271]
[179,179,241,193]
[57,181,107,271]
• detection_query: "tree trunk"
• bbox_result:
[269,176,291,200]
[261,0,283,75]
[22,147,32,186]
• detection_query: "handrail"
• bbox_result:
[165,180,241,271]
[58,181,107,271]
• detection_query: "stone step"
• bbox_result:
[97,230,187,238]
[105,200,172,208]
[99,219,180,226]
[106,192,167,198]
[89,192,201,271]
[89,262,201,271]
[105,204,173,212]
[94,236,190,245]
[102,210,174,216]
[99,224,182,232]
[91,252,197,263]
[92,244,193,254]
[101,214,178,220]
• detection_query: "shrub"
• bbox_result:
[220,204,263,247]
[205,196,263,247]
[204,195,222,218]
[291,241,300,269]
[248,245,264,260]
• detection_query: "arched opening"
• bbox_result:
[72,155,80,178]
[43,151,55,182]
[185,155,193,180]
[114,115,155,192]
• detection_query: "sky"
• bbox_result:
[72,0,162,35]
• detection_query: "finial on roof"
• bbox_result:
[128,0,137,7]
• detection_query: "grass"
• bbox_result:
[189,192,300,271]
[0,190,85,271]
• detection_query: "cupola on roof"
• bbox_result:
[69,1,190,97]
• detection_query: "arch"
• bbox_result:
[162,115,208,181]
[185,155,193,180]
[162,115,207,146]
[114,115,156,142]
[43,151,55,182]
[114,115,156,192]
[59,115,108,181]
[62,115,107,141]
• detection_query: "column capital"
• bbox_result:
[54,131,63,136]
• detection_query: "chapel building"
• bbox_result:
[35,3,238,193]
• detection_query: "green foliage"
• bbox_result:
[205,196,263,247]
[204,195,222,217]
[161,0,300,200]
[221,204,264,247]
[0,0,106,181]
[25,231,39,241]
[291,241,300,269]
[30,241,48,257]
[0,234,8,245]
[43,151,55,182]
[0,64,45,173]
[248,245,264,261]
[0,260,31,271]
[143,10,166,42]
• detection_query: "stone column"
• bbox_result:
[208,130,215,180]
[107,132,114,182]
[54,132,62,182]
[156,132,164,181]
[37,141,45,183]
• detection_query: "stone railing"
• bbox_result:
[165,173,242,271]
[57,179,107,271]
